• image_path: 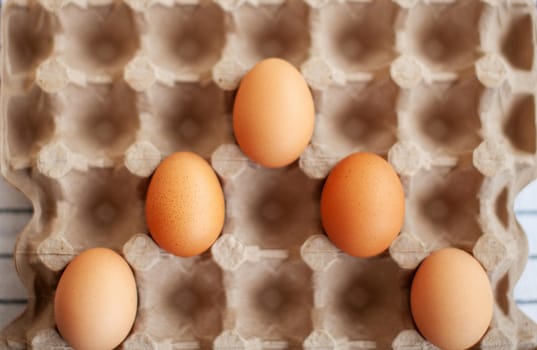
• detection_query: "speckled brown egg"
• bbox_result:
[320,152,405,257]
[145,151,225,257]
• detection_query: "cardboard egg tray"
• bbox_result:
[1,0,537,348]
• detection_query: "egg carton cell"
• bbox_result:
[5,3,54,77]
[224,164,322,249]
[409,163,484,252]
[56,168,147,252]
[403,0,483,71]
[317,256,412,348]
[7,265,59,337]
[317,0,399,73]
[503,94,536,155]
[501,12,534,71]
[6,85,56,169]
[406,77,484,155]
[141,82,233,158]
[229,1,311,69]
[315,79,399,156]
[227,258,313,347]
[58,82,140,160]
[12,172,62,261]
[141,3,226,78]
[125,244,225,348]
[57,3,139,75]
[479,85,537,158]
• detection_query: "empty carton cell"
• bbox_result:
[233,259,312,344]
[59,83,139,158]
[496,187,509,229]
[411,165,484,249]
[503,94,536,154]
[233,1,310,67]
[317,79,398,154]
[322,256,411,346]
[227,165,321,248]
[142,3,225,75]
[14,171,61,243]
[58,3,139,74]
[411,78,483,153]
[496,272,510,317]
[137,258,224,344]
[17,261,58,327]
[59,168,147,250]
[405,1,482,70]
[34,173,62,228]
[502,13,534,71]
[320,0,398,72]
[144,82,232,157]
[6,4,54,75]
[7,86,55,161]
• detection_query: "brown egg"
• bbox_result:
[54,248,137,350]
[410,248,493,350]
[145,151,225,257]
[320,152,405,257]
[233,58,315,168]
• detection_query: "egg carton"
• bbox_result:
[1,0,537,348]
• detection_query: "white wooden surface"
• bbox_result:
[0,177,536,330]
[0,178,31,329]
[513,179,537,318]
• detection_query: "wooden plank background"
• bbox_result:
[0,178,31,328]
[0,176,536,330]
[514,179,537,313]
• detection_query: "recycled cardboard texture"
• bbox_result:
[1,0,537,348]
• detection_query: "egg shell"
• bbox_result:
[145,151,225,257]
[233,58,315,168]
[410,248,493,350]
[320,152,405,258]
[54,248,137,350]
